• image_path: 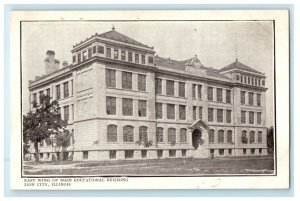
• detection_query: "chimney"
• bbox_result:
[44,50,59,74]
[62,61,68,67]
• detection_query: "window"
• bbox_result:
[259,148,262,154]
[138,100,147,117]
[219,149,224,155]
[109,150,116,159]
[241,76,243,83]
[92,46,96,54]
[199,107,203,119]
[257,112,262,124]
[39,153,43,159]
[179,105,186,120]
[249,92,254,105]
[241,91,245,105]
[179,82,185,97]
[243,149,247,155]
[169,150,176,157]
[192,84,196,99]
[122,72,132,89]
[180,128,187,143]
[182,150,187,157]
[258,79,261,86]
[63,82,69,98]
[157,150,163,158]
[106,48,111,58]
[248,77,250,84]
[255,78,257,86]
[135,53,139,63]
[121,51,126,60]
[77,53,81,63]
[168,128,176,144]
[148,56,154,64]
[123,125,134,142]
[122,98,133,116]
[88,48,92,58]
[114,49,118,59]
[83,151,88,159]
[128,52,133,62]
[107,125,117,142]
[251,149,255,155]
[39,91,43,104]
[125,150,134,159]
[208,87,213,101]
[209,129,214,143]
[46,88,50,96]
[228,149,232,155]
[138,74,146,91]
[258,131,262,143]
[217,109,223,123]
[208,108,214,122]
[71,80,73,96]
[141,150,147,158]
[156,78,162,95]
[141,55,145,64]
[226,90,231,103]
[167,104,175,119]
[217,88,223,102]
[98,46,104,54]
[262,80,265,86]
[257,94,261,106]
[226,110,232,123]
[83,51,87,60]
[218,130,224,143]
[241,111,246,124]
[106,97,116,115]
[227,130,233,143]
[251,78,254,85]
[198,85,202,99]
[236,74,240,80]
[250,131,255,144]
[33,93,37,104]
[249,111,254,124]
[242,130,247,144]
[156,103,162,119]
[156,127,164,143]
[193,106,197,120]
[166,80,174,96]
[106,69,116,88]
[139,126,148,141]
[73,55,76,63]
[63,105,69,122]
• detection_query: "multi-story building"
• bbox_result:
[27,27,268,161]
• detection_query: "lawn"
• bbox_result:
[23,156,275,176]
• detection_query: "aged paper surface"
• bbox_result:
[10,10,289,189]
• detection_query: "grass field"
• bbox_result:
[23,156,274,176]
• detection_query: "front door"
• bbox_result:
[192,129,202,149]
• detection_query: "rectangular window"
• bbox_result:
[257,94,261,106]
[166,80,174,96]
[157,150,163,158]
[226,90,231,103]
[226,110,232,123]
[199,107,203,119]
[73,55,76,63]
[77,53,81,63]
[178,82,185,97]
[208,108,214,122]
[241,111,246,123]
[217,88,223,102]
[114,49,118,59]
[138,74,146,91]
[106,69,116,88]
[122,98,133,116]
[148,56,154,64]
[241,91,245,105]
[249,92,254,105]
[83,151,88,159]
[179,105,186,120]
[46,88,50,96]
[92,46,96,54]
[258,132,262,143]
[169,150,176,157]
[192,84,196,99]
[83,51,87,60]
[198,85,202,99]
[63,105,69,122]
[106,97,116,115]
[182,150,187,157]
[125,150,134,159]
[141,55,145,64]
[135,53,139,63]
[251,149,255,155]
[33,93,37,104]
[219,149,224,155]
[138,100,147,117]
[259,148,262,154]
[121,50,126,60]
[193,106,197,120]
[88,48,92,58]
[56,85,60,100]
[257,112,262,125]
[109,150,116,159]
[71,80,73,96]
[156,78,162,95]
[39,91,43,104]
[208,87,213,101]
[106,47,111,58]
[243,149,247,155]
[156,128,164,143]
[63,81,69,98]
[217,109,223,123]
[98,46,104,54]
[228,149,232,155]
[167,104,175,119]
[249,111,254,124]
[128,52,133,62]
[155,103,162,119]
[141,150,147,158]
[122,72,132,90]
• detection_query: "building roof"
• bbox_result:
[219,59,264,75]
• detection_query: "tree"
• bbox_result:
[23,94,67,162]
[267,126,274,155]
[56,129,71,161]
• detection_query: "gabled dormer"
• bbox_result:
[184,55,206,76]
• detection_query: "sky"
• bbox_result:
[22,21,274,126]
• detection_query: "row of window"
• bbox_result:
[241,111,262,125]
[207,87,231,103]
[107,125,188,144]
[62,104,74,122]
[208,130,233,144]
[236,74,265,87]
[210,148,263,156]
[208,108,232,123]
[241,91,261,106]
[106,97,147,117]
[241,130,263,144]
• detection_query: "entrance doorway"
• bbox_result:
[192,129,202,149]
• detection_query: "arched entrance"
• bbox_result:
[192,129,202,150]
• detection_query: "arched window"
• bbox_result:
[180,128,187,143]
[107,125,117,142]
[258,131,262,143]
[250,131,255,144]
[123,125,134,142]
[241,130,247,144]
[209,129,215,143]
[156,127,164,143]
[218,130,224,143]
[168,128,176,144]
[139,126,148,141]
[227,130,233,143]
